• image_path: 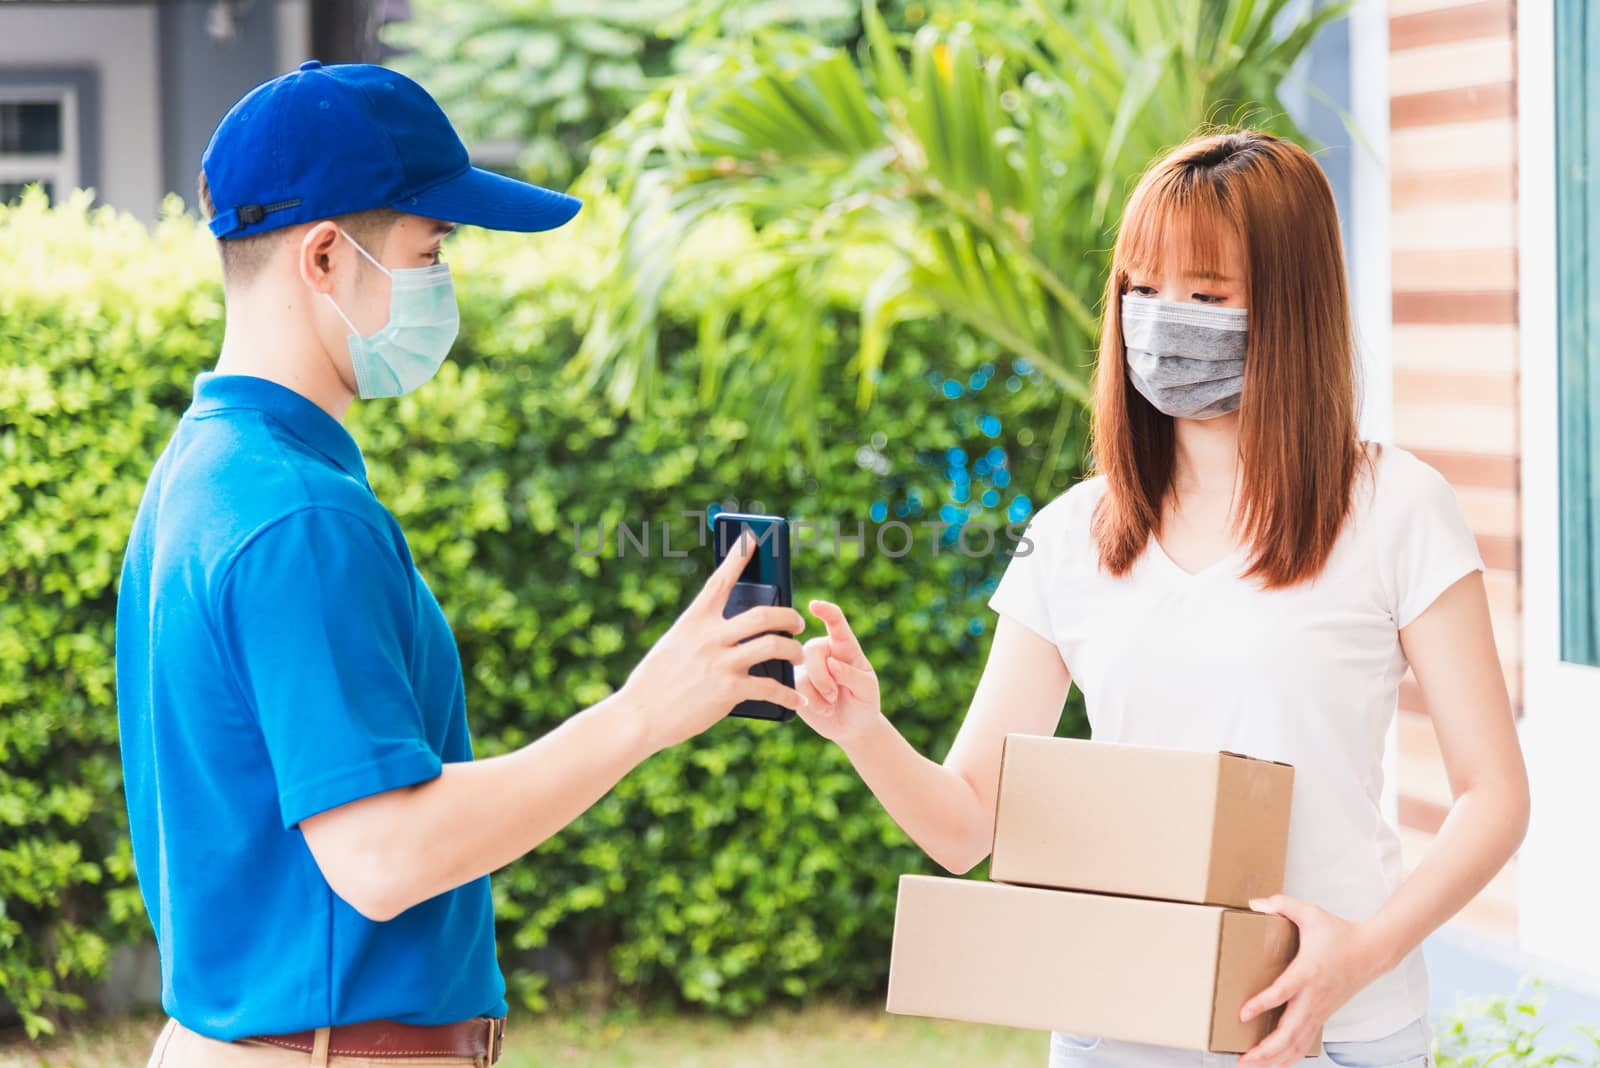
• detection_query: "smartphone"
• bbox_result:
[712,512,796,722]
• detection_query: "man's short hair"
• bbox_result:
[196,170,402,289]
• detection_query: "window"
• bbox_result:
[1556,0,1600,667]
[0,85,78,205]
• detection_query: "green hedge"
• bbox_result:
[0,187,1088,1037]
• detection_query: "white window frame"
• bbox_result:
[0,83,79,201]
[1342,0,1400,823]
[1515,0,1600,976]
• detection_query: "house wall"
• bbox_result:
[0,1,312,220]
[1384,0,1522,941]
[0,5,160,216]
[157,0,284,216]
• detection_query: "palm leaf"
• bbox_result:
[577,0,1347,442]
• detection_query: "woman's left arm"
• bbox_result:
[1236,569,1531,1068]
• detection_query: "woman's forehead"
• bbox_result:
[1118,197,1245,280]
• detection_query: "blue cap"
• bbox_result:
[200,59,582,239]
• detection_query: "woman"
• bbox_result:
[795,130,1530,1068]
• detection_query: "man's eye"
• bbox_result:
[428,251,443,265]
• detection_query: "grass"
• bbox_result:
[0,1003,1050,1067]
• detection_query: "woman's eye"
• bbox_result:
[428,251,443,265]
[1129,285,1157,296]
[1192,293,1227,303]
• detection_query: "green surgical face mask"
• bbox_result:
[323,226,461,399]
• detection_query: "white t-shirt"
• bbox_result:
[986,443,1484,1042]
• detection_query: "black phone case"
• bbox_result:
[721,580,797,722]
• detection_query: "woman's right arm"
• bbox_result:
[800,603,1072,875]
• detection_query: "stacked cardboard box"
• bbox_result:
[886,735,1321,1054]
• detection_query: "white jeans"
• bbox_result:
[1048,1017,1434,1068]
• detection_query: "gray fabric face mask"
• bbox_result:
[1121,294,1249,419]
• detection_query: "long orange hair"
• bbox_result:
[1089,129,1367,589]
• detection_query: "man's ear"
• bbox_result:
[298,221,343,293]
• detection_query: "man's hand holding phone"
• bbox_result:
[620,530,807,755]
[711,512,798,721]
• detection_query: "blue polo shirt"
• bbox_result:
[116,372,507,1040]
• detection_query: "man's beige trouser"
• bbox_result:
[144,1017,490,1068]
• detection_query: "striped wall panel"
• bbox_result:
[1387,0,1521,944]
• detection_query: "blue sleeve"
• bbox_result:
[217,506,444,829]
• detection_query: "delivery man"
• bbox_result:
[116,60,806,1068]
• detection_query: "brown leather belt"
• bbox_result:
[242,1015,505,1063]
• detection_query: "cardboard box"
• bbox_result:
[990,735,1294,908]
[886,875,1319,1054]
